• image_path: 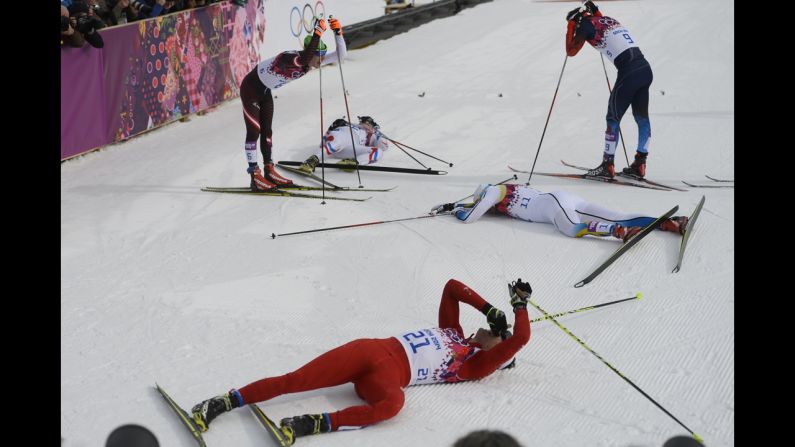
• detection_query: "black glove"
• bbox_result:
[481,303,509,337]
[61,15,71,33]
[584,1,598,15]
[508,278,532,311]
[566,6,585,23]
[430,203,455,214]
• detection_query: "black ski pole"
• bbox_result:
[395,144,430,169]
[330,15,363,188]
[384,137,454,167]
[527,55,568,185]
[600,54,630,167]
[271,214,443,239]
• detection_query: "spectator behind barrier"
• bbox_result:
[64,1,105,48]
[453,430,523,447]
[61,4,85,48]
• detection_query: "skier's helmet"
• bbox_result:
[328,118,348,132]
[303,35,328,56]
[357,116,379,129]
[473,184,492,203]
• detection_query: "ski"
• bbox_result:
[154,384,207,447]
[249,404,290,447]
[681,181,734,189]
[509,166,670,191]
[560,160,687,191]
[278,160,448,175]
[201,187,371,201]
[203,185,395,193]
[574,205,679,288]
[275,163,345,189]
[705,175,734,183]
[672,195,706,273]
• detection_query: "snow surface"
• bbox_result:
[61,0,734,446]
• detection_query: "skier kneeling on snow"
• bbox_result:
[432,184,688,243]
[191,278,532,445]
[299,116,389,173]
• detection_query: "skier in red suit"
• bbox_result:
[191,278,533,445]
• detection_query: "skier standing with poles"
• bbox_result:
[238,16,346,190]
[566,1,654,180]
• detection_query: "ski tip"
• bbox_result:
[574,281,585,288]
[672,265,681,273]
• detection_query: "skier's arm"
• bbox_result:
[455,186,502,223]
[299,19,326,66]
[566,20,586,56]
[438,279,490,337]
[321,34,347,66]
[456,309,530,381]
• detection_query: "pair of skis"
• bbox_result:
[155,384,290,446]
[681,175,735,188]
[574,195,706,287]
[510,161,685,191]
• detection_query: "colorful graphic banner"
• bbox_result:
[61,1,266,160]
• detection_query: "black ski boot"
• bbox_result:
[622,152,647,178]
[586,156,615,179]
[279,413,330,445]
[191,391,242,432]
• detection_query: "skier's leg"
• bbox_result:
[237,338,390,404]
[240,72,263,170]
[526,192,586,238]
[259,89,274,164]
[240,72,275,190]
[327,379,405,430]
[576,201,657,228]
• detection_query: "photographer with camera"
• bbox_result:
[65,1,105,48]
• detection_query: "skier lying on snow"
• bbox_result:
[431,184,688,242]
[191,278,533,445]
[298,116,390,174]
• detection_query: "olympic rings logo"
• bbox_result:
[289,1,326,38]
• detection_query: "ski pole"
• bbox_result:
[395,144,430,169]
[271,214,445,239]
[272,175,518,238]
[330,15,363,188]
[525,293,703,443]
[384,137,454,167]
[600,54,630,167]
[529,293,640,323]
[526,55,568,185]
[317,18,327,204]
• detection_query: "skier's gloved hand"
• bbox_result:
[566,6,585,23]
[584,1,598,15]
[430,203,456,214]
[313,18,327,36]
[329,17,343,35]
[481,303,509,337]
[508,278,532,311]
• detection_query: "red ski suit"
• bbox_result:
[237,279,531,430]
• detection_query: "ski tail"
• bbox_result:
[155,384,207,447]
[250,404,291,446]
[574,205,679,288]
[672,195,706,273]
